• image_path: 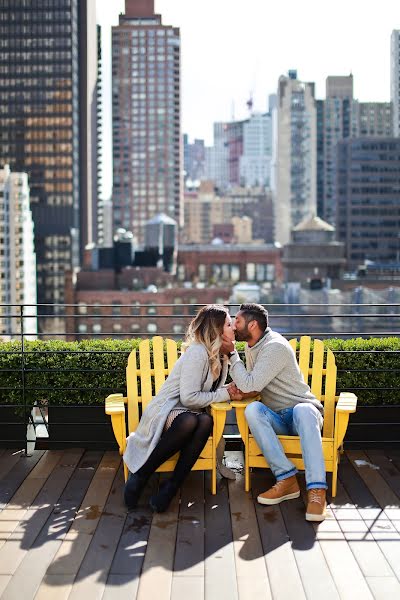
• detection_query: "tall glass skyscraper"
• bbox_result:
[111,0,182,245]
[0,0,97,328]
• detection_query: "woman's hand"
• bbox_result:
[227,382,244,401]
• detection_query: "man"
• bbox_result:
[222,303,327,522]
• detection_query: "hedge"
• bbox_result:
[0,336,399,410]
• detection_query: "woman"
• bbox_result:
[123,304,239,513]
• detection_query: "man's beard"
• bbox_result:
[234,327,251,342]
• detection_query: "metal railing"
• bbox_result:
[0,303,399,453]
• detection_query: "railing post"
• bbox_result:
[21,304,36,456]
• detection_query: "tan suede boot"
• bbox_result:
[305,488,326,522]
[257,475,300,505]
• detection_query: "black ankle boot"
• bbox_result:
[124,472,147,510]
[149,480,178,513]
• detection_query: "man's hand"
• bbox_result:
[227,382,244,401]
[220,334,235,355]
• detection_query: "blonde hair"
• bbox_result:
[183,304,229,379]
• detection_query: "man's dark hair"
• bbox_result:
[239,303,269,331]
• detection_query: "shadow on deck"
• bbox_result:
[0,448,400,599]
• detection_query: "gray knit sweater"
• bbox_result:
[229,328,323,414]
[123,343,230,474]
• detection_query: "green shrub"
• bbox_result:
[0,336,399,409]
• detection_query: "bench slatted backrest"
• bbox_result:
[126,337,179,433]
[289,336,337,438]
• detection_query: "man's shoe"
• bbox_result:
[305,488,326,522]
[257,475,300,505]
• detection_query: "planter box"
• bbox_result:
[345,405,400,447]
[0,406,27,448]
[38,406,118,450]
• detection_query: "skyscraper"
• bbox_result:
[239,112,272,188]
[0,165,37,338]
[0,0,97,320]
[317,75,392,226]
[275,70,317,246]
[320,75,356,225]
[112,0,182,245]
[391,30,400,137]
[336,138,400,267]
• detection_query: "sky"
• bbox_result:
[96,0,399,198]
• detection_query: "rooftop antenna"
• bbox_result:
[246,92,254,115]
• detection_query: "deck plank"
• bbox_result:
[136,474,180,600]
[228,472,271,600]
[365,576,400,599]
[0,450,101,599]
[331,478,395,578]
[204,474,238,600]
[171,471,205,599]
[339,453,400,585]
[0,450,64,550]
[366,449,400,499]
[280,484,340,599]
[173,470,204,577]
[0,449,24,483]
[251,470,306,600]
[0,450,45,511]
[35,451,121,600]
[49,465,126,600]
[297,473,373,600]
[103,473,158,600]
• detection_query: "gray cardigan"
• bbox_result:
[229,328,324,414]
[123,342,230,474]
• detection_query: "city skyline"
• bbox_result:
[97,0,399,198]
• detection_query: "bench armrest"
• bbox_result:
[105,393,127,457]
[336,392,358,414]
[230,394,260,409]
[334,392,357,449]
[105,393,127,415]
[210,401,232,411]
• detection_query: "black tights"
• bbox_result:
[136,411,213,489]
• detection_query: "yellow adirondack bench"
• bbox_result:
[105,336,231,494]
[232,336,357,497]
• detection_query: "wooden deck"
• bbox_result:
[0,448,400,600]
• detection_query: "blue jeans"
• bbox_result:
[245,402,327,490]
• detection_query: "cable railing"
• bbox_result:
[0,303,399,453]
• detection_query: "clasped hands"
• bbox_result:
[226,382,244,401]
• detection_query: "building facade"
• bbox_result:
[282,215,345,286]
[336,137,400,268]
[111,0,182,245]
[239,112,272,188]
[183,134,205,185]
[318,75,392,226]
[0,165,37,338]
[0,0,97,319]
[391,30,400,137]
[275,70,317,245]
[182,183,274,245]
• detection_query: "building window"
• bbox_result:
[92,323,102,333]
[246,263,255,281]
[78,302,87,314]
[113,323,122,332]
[78,323,87,333]
[147,323,157,333]
[131,323,140,332]
[112,301,121,316]
[173,324,183,334]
